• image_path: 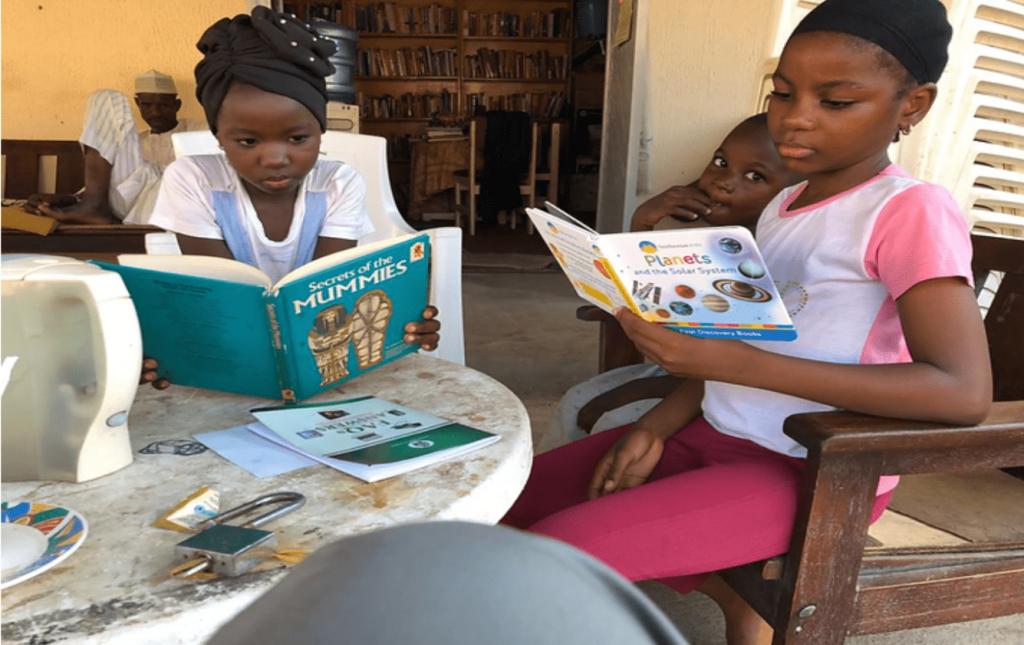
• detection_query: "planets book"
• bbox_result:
[527,204,796,341]
[93,232,431,402]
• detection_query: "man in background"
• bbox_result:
[24,70,205,224]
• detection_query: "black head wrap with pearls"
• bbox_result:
[195,6,336,132]
[790,0,952,84]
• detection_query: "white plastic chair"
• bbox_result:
[148,129,466,365]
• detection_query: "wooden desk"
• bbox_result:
[1,354,533,644]
[1,224,160,263]
[408,137,470,221]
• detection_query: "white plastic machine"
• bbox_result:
[1,255,140,482]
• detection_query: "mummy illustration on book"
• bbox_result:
[309,305,353,386]
[307,290,395,387]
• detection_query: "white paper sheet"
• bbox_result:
[194,425,317,478]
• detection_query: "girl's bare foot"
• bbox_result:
[697,574,773,645]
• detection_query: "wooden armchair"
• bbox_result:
[581,233,1024,643]
[722,232,1024,644]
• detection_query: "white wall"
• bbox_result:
[598,0,783,232]
[640,1,782,206]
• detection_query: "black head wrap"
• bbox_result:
[790,0,952,84]
[195,6,336,132]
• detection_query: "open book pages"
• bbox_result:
[116,232,422,292]
[527,204,796,341]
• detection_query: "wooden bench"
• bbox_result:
[2,139,158,262]
[2,139,84,199]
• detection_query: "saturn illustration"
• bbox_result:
[713,279,773,303]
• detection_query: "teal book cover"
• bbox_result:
[95,232,430,402]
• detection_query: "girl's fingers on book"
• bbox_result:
[421,305,439,319]
[406,319,441,334]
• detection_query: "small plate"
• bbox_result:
[1,501,88,590]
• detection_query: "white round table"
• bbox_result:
[1,354,533,644]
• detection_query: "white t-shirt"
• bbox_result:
[149,155,375,283]
[138,118,205,172]
[702,165,973,493]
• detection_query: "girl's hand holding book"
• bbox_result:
[404,305,441,351]
[140,357,171,390]
[614,308,739,381]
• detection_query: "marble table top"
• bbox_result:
[1,354,533,644]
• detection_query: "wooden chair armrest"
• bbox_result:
[574,305,645,372]
[575,305,615,322]
[784,401,1024,475]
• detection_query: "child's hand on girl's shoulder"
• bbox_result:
[630,183,714,231]
[404,305,441,351]
[140,358,171,390]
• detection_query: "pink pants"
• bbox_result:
[503,418,891,594]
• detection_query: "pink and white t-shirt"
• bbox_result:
[702,165,973,492]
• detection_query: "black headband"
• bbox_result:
[195,6,336,132]
[790,0,952,84]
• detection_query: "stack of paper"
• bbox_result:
[196,396,499,483]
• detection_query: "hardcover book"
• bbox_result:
[248,396,500,482]
[527,204,796,341]
[94,233,430,402]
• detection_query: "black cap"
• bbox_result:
[791,0,953,84]
[195,6,336,132]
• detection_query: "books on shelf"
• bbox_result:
[358,89,457,119]
[95,233,431,402]
[527,204,798,341]
[462,9,570,38]
[248,396,501,482]
[358,46,458,77]
[465,90,565,119]
[463,48,568,80]
[424,126,465,140]
[287,2,459,35]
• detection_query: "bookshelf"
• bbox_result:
[281,0,573,148]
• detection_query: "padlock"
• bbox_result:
[173,491,306,577]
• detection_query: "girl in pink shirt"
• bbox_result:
[503,2,991,644]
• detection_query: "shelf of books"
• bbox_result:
[280,0,573,159]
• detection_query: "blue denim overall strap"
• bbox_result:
[211,190,328,270]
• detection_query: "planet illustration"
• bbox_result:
[546,222,559,233]
[669,301,694,316]
[674,284,696,299]
[718,237,743,254]
[701,294,731,313]
[655,308,672,319]
[713,279,773,303]
[738,260,766,279]
[550,243,567,266]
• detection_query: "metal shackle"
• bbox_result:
[202,491,306,529]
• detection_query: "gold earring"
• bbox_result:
[893,124,912,143]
